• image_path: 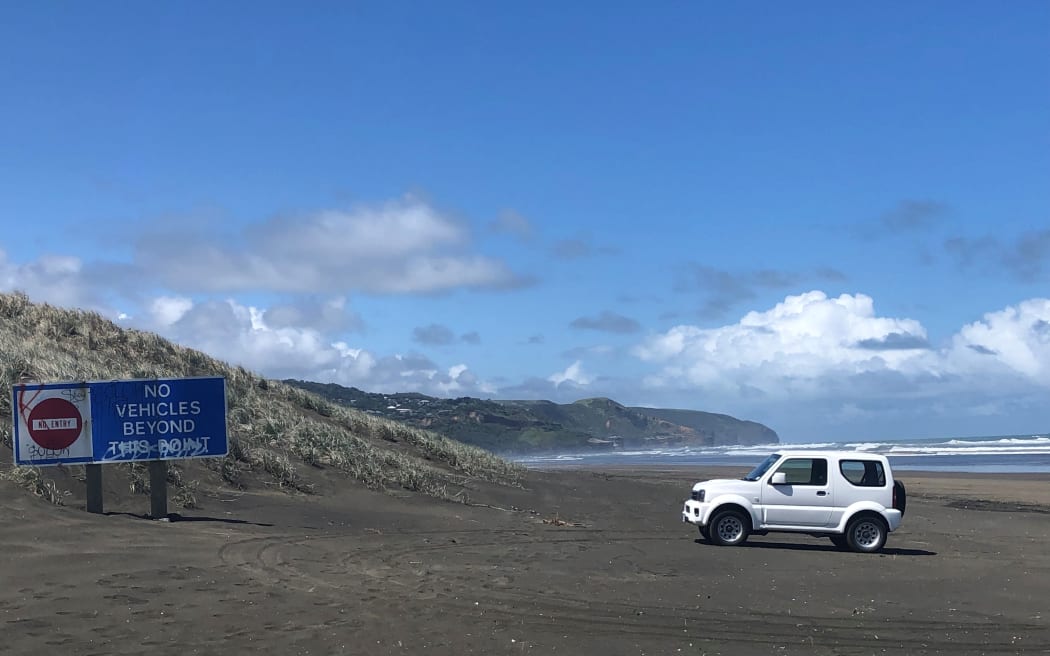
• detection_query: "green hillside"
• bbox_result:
[629,406,779,446]
[285,381,780,454]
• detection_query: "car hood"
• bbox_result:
[691,478,760,496]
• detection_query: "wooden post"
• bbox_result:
[85,464,104,514]
[148,460,168,519]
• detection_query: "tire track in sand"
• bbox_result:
[217,526,1048,652]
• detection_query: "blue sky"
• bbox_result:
[2,2,1048,442]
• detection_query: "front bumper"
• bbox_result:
[681,499,713,526]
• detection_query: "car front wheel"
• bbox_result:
[845,515,887,553]
[708,509,750,547]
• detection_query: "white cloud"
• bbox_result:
[0,248,109,312]
[636,291,931,394]
[635,290,1050,400]
[133,296,496,397]
[944,298,1050,385]
[263,296,361,333]
[149,296,193,326]
[135,196,529,295]
[548,360,592,387]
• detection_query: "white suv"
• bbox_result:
[682,451,907,553]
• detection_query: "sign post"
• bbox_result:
[149,460,168,519]
[12,376,228,518]
[85,464,103,514]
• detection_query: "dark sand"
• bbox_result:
[2,466,1048,655]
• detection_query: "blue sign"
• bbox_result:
[12,376,228,466]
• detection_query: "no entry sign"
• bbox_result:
[12,384,94,465]
[27,397,84,450]
[12,377,228,466]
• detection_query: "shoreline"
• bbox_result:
[530,464,1050,507]
[531,462,1050,480]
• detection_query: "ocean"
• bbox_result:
[515,434,1050,474]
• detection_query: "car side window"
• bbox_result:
[840,460,886,487]
[774,458,828,485]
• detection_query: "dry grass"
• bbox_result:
[0,291,523,507]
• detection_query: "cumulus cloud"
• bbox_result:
[149,296,193,326]
[548,360,592,388]
[0,248,113,312]
[134,196,530,295]
[570,311,641,334]
[635,291,1050,400]
[945,298,1050,386]
[133,297,496,396]
[636,291,922,394]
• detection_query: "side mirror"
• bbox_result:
[770,472,787,485]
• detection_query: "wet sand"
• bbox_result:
[1,466,1048,655]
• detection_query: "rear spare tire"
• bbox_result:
[894,480,907,515]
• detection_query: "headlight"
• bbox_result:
[691,489,705,502]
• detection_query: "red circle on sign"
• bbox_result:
[27,397,84,450]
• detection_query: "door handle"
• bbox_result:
[816,491,827,496]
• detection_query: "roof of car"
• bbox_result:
[768,450,888,460]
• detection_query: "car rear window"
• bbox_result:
[840,460,886,487]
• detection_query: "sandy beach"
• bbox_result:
[1,465,1048,655]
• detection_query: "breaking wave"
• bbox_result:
[515,434,1050,473]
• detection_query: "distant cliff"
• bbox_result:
[284,380,780,454]
[628,406,779,447]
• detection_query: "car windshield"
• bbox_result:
[743,453,781,481]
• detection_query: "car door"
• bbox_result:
[761,457,833,526]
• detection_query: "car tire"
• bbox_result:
[894,480,907,515]
[698,525,711,541]
[845,514,888,553]
[708,509,750,547]
[829,534,849,550]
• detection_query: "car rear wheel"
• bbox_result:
[708,509,749,547]
[846,515,887,553]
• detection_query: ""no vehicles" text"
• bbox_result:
[117,384,204,437]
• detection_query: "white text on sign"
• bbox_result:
[115,383,203,437]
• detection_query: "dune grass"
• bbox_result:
[0,291,522,506]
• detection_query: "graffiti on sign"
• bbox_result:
[12,377,227,466]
